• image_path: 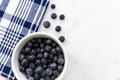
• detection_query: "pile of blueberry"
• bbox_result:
[43,4,65,43]
[18,37,65,80]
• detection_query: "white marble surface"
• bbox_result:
[2,0,120,80]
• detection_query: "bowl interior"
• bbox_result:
[12,32,67,80]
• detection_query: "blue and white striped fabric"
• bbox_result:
[0,0,49,79]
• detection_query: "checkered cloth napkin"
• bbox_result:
[0,0,49,79]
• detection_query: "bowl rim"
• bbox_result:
[11,32,68,80]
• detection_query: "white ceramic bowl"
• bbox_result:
[11,32,67,80]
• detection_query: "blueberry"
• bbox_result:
[26,68,34,75]
[51,13,57,19]
[51,49,57,55]
[36,48,41,53]
[37,38,42,43]
[28,55,36,62]
[51,76,56,80]
[58,36,65,42]
[34,73,40,80]
[45,76,51,80]
[34,66,43,74]
[35,59,41,65]
[44,52,49,58]
[34,43,39,47]
[30,49,37,55]
[49,54,54,59]
[27,76,34,80]
[52,70,60,77]
[59,55,64,58]
[41,58,47,64]
[43,21,50,28]
[41,71,46,77]
[46,39,53,45]
[40,49,45,53]
[27,41,33,47]
[37,53,43,59]
[59,14,65,20]
[58,65,63,72]
[29,63,35,69]
[45,45,52,52]
[18,54,25,61]
[56,46,62,53]
[45,68,52,76]
[49,62,57,69]
[40,78,45,80]
[57,58,64,65]
[55,26,61,32]
[40,43,45,48]
[19,66,25,72]
[25,47,31,53]
[21,48,25,53]
[43,65,47,69]
[21,59,29,67]
[52,43,57,48]
[31,38,37,43]
[53,56,58,62]
[51,4,56,9]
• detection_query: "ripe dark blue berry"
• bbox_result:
[51,13,57,19]
[30,49,37,55]
[37,53,43,59]
[31,38,36,43]
[34,66,43,74]
[18,54,25,61]
[51,4,56,9]
[60,14,65,20]
[41,71,46,77]
[45,76,51,80]
[40,78,45,80]
[21,59,29,67]
[45,45,52,52]
[58,65,63,72]
[54,56,58,62]
[25,47,31,53]
[43,21,50,28]
[57,58,64,65]
[51,49,57,55]
[55,26,61,32]
[37,38,42,43]
[49,62,57,69]
[52,70,60,77]
[56,46,62,53]
[46,39,53,45]
[26,68,34,75]
[45,68,52,76]
[41,58,47,64]
[43,65,47,69]
[35,59,41,65]
[29,63,35,69]
[34,73,40,80]
[44,52,50,58]
[34,43,39,47]
[27,76,34,80]
[40,48,45,53]
[40,43,45,48]
[19,66,25,72]
[36,48,41,53]
[27,41,33,47]
[59,36,65,42]
[28,55,36,62]
[52,43,57,48]
[51,76,56,80]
